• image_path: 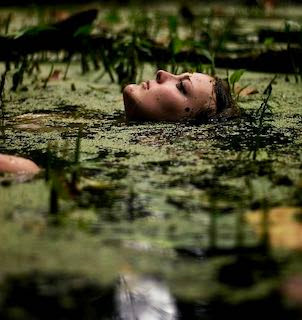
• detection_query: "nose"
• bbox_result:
[156,70,176,84]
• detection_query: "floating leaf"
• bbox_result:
[229,69,245,86]
[235,84,259,96]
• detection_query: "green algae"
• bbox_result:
[1,62,302,288]
[0,6,302,316]
[1,64,302,226]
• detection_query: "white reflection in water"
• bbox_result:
[116,274,178,320]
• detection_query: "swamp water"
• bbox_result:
[0,4,302,319]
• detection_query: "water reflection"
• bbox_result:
[116,274,178,320]
[0,271,115,319]
[0,271,178,320]
[1,260,302,320]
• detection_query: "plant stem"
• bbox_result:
[63,56,71,80]
[43,63,54,89]
[71,126,82,191]
[0,71,7,118]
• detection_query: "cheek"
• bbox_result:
[152,90,184,112]
[139,91,170,111]
[142,93,160,109]
[123,85,139,107]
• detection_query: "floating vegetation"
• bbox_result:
[0,2,302,319]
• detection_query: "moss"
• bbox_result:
[1,8,302,310]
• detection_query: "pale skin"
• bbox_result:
[0,154,40,175]
[123,70,217,121]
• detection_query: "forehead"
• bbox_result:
[188,72,214,85]
[185,73,215,100]
[178,72,214,87]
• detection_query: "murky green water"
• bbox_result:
[1,3,302,319]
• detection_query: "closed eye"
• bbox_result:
[176,80,187,95]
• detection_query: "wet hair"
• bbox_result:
[194,76,239,123]
[212,77,239,120]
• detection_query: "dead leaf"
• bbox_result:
[234,84,259,96]
[246,207,302,250]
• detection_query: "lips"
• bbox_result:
[141,81,150,90]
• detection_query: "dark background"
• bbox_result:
[0,0,301,7]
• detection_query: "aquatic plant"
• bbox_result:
[0,70,6,118]
[168,15,181,74]
[71,126,82,192]
[49,174,59,217]
[11,57,27,91]
[63,56,71,80]
[114,32,141,88]
[235,208,245,248]
[74,24,94,75]
[208,199,218,250]
[229,69,246,95]
[43,63,54,89]
[200,49,216,76]
[249,77,274,160]
[99,47,115,83]
[284,20,301,83]
[3,13,12,35]
[45,143,70,221]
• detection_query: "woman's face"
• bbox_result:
[123,70,217,121]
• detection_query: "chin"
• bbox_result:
[123,85,144,120]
